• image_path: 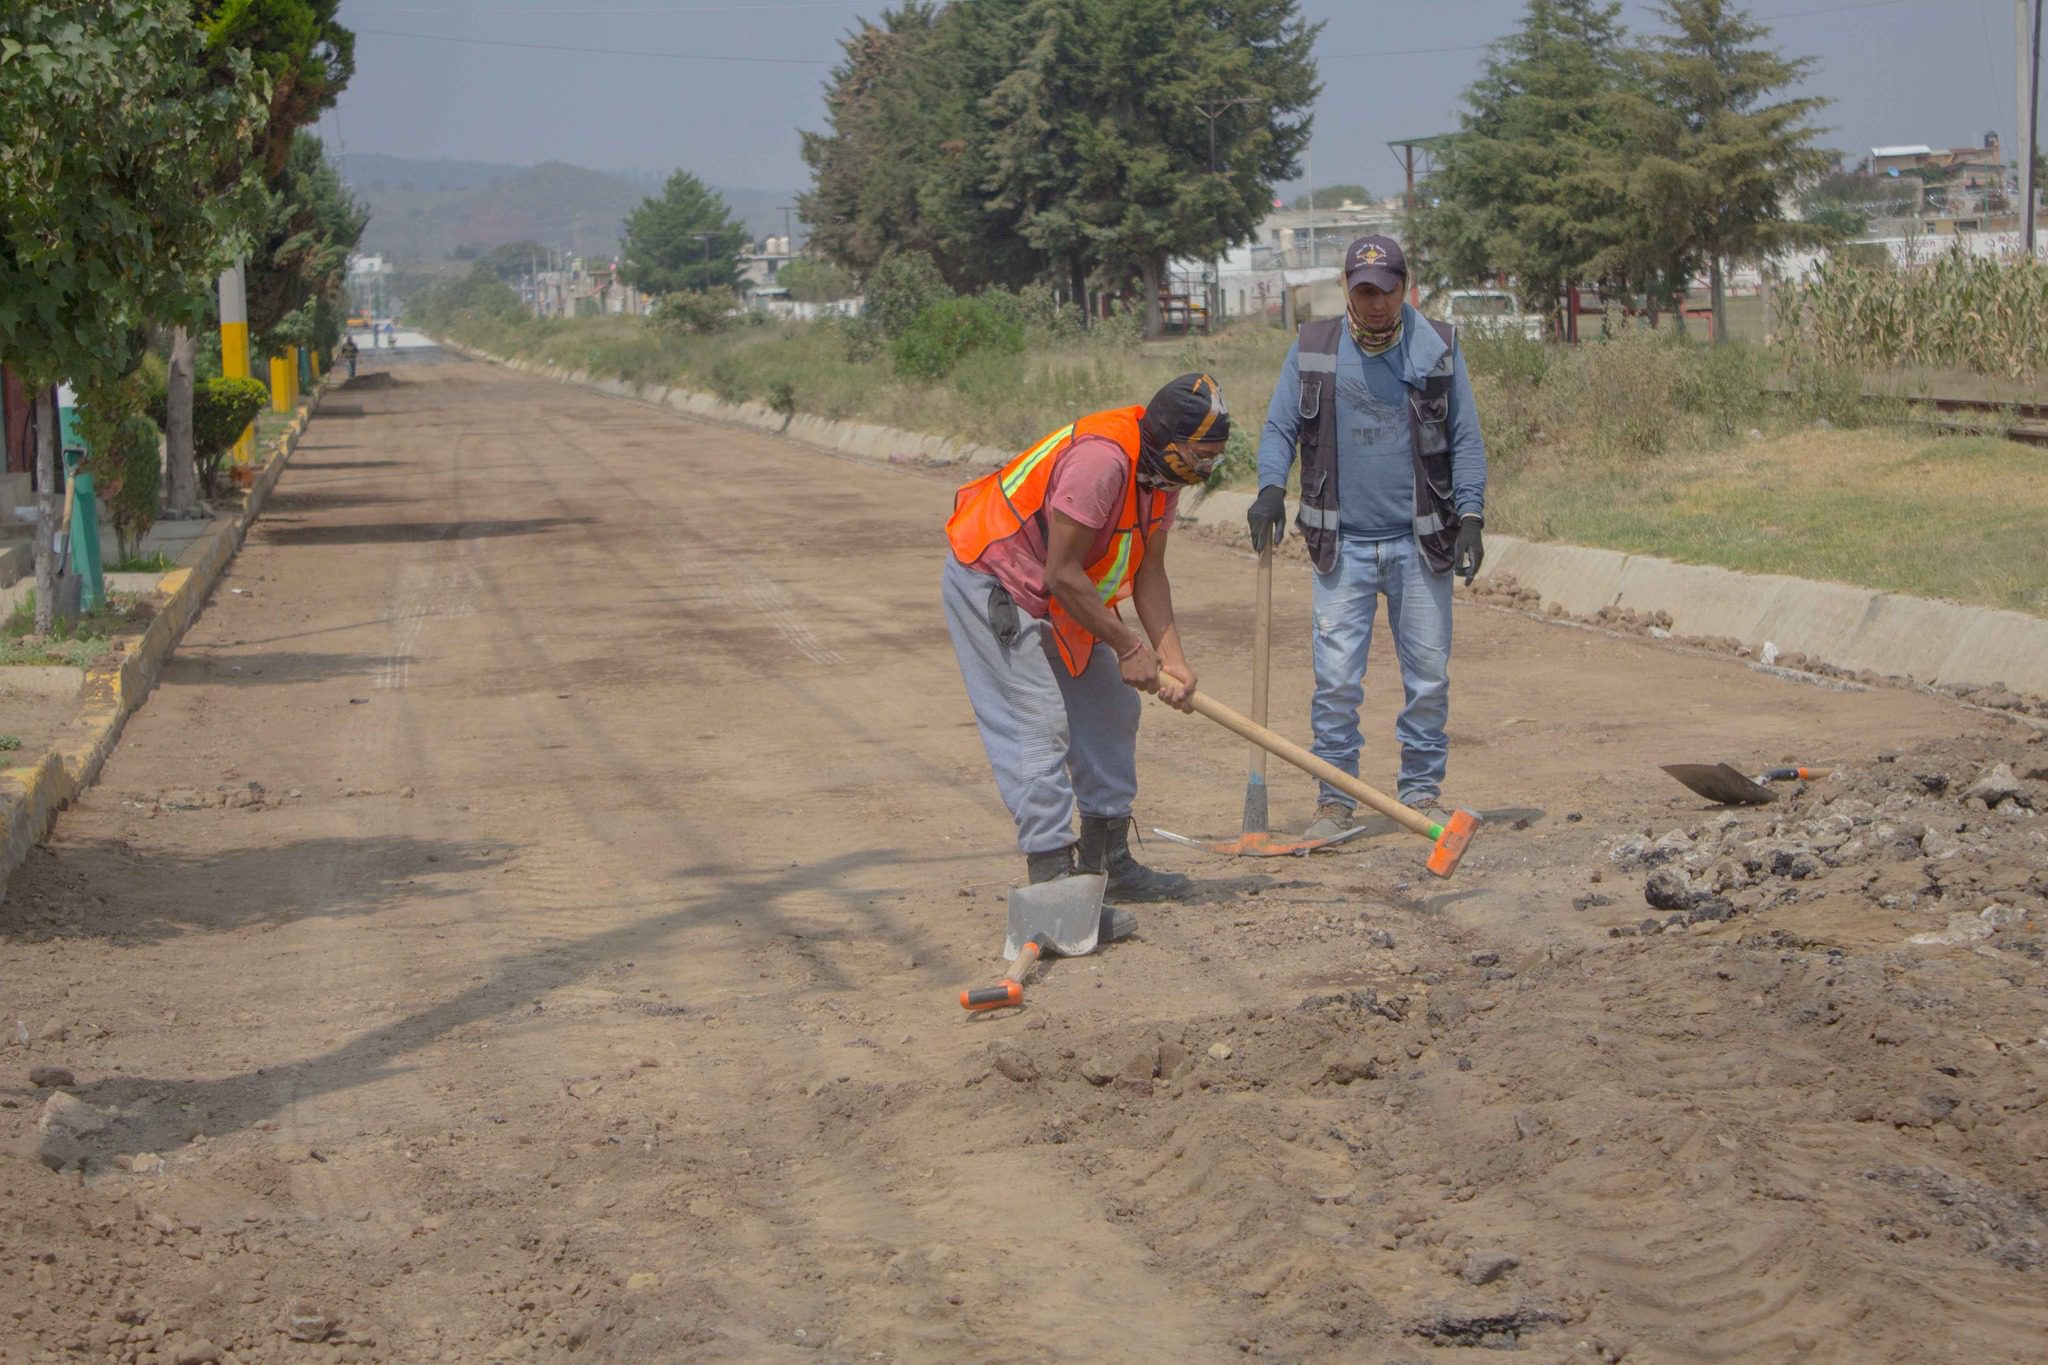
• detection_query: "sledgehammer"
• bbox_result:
[1178,692,1482,877]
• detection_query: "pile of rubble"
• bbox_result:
[1605,736,2048,952]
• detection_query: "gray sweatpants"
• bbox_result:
[942,554,1141,854]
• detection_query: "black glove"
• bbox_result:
[1452,516,1485,584]
[1247,486,1287,551]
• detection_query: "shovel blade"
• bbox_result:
[1662,762,1779,806]
[1004,873,1106,960]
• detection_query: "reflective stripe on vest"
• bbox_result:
[1001,424,1074,501]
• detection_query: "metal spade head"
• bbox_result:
[1662,762,1780,806]
[1003,873,1106,960]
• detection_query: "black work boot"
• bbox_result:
[1078,815,1192,903]
[1026,844,1078,884]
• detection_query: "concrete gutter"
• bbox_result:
[0,392,322,905]
[442,339,2048,703]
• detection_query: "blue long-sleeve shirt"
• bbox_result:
[1257,305,1488,534]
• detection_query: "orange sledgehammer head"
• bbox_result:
[1424,809,1482,878]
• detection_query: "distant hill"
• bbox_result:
[342,154,799,265]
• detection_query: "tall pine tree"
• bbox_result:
[1412,0,1640,335]
[1629,0,1831,341]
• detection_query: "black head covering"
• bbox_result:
[1138,372,1230,486]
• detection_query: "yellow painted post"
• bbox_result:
[269,356,292,412]
[218,261,255,469]
[285,346,300,408]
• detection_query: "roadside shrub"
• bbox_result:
[77,384,163,562]
[656,291,731,336]
[1578,329,1683,456]
[1461,330,1552,391]
[1671,341,1765,435]
[707,351,752,402]
[864,249,953,340]
[892,296,1026,380]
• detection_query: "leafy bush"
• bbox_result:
[1671,341,1764,434]
[892,296,1026,380]
[864,249,953,340]
[655,291,732,336]
[778,257,857,303]
[77,382,162,561]
[1577,329,1683,456]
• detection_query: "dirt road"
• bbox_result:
[4,356,2044,1364]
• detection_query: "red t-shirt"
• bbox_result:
[968,435,1178,617]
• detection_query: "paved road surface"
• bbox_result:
[3,358,2042,1363]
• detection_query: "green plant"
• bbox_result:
[108,551,175,574]
[863,250,953,340]
[1671,340,1764,434]
[194,376,269,494]
[707,351,752,402]
[655,291,732,337]
[1788,247,2048,380]
[767,379,798,419]
[0,735,22,752]
[893,296,1027,380]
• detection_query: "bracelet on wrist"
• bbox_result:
[1117,637,1148,662]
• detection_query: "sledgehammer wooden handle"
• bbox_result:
[1186,692,1439,841]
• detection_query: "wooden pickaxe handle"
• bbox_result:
[1186,692,1438,841]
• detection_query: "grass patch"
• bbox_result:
[1,590,135,667]
[0,735,21,752]
[426,309,2045,614]
[1492,431,2048,613]
[107,551,174,575]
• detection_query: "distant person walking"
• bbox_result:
[340,336,359,379]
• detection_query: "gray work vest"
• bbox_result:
[1293,317,1462,575]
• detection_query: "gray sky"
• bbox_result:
[330,0,2041,199]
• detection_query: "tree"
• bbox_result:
[1628,0,1831,340]
[981,0,1321,334]
[777,257,858,302]
[1412,0,1641,335]
[619,171,746,296]
[1292,183,1372,209]
[162,1,355,518]
[245,132,367,356]
[801,0,1320,331]
[1800,163,1897,240]
[0,0,266,629]
[478,240,548,281]
[799,3,1038,291]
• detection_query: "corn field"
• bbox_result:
[1785,247,2048,380]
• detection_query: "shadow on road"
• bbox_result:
[15,848,903,1167]
[160,649,406,687]
[257,517,591,547]
[0,834,508,947]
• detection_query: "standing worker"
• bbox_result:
[1248,235,1489,839]
[944,373,1230,919]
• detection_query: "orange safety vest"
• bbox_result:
[947,406,1171,676]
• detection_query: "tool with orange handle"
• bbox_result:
[960,933,1050,1012]
[1662,762,1832,806]
[1173,691,1482,878]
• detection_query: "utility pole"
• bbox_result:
[2025,0,2043,256]
[1193,97,1255,330]
[778,203,798,254]
[692,231,717,296]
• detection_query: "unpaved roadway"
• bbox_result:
[3,355,2044,1364]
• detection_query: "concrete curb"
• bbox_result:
[0,391,323,904]
[444,339,2048,702]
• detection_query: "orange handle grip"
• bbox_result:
[958,938,1044,1013]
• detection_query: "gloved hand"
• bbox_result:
[1247,486,1287,551]
[1453,516,1485,584]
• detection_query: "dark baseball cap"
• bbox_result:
[1344,234,1406,292]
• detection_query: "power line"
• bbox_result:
[351,27,834,66]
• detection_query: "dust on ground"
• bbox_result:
[3,360,2043,1364]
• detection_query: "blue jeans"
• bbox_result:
[1310,533,1454,806]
